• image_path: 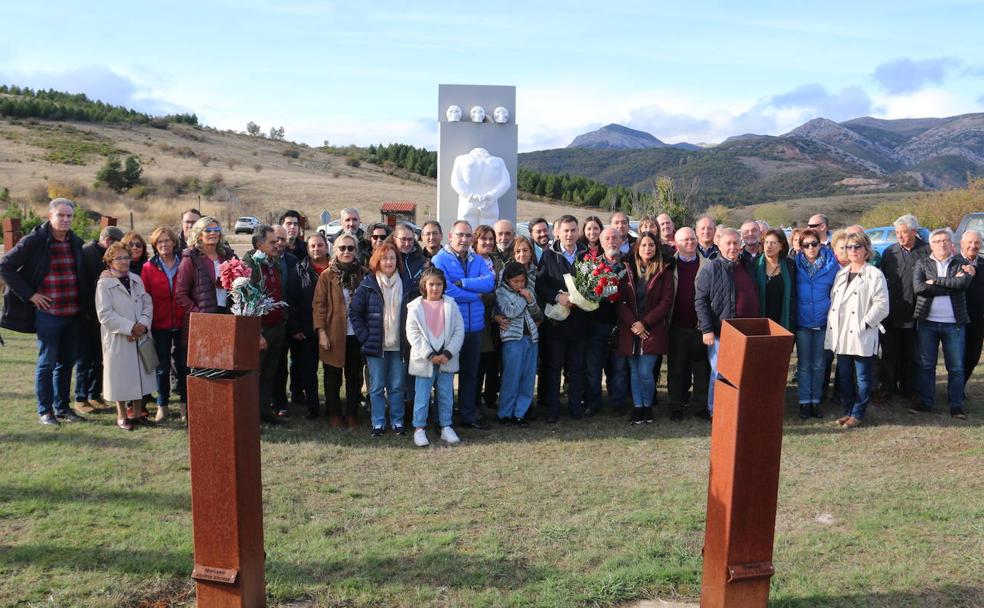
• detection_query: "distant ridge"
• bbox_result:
[568,123,698,151]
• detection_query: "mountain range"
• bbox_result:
[523,113,984,207]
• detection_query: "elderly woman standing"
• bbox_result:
[313,233,366,428]
[121,232,149,276]
[96,242,156,431]
[174,216,236,342]
[142,227,187,421]
[349,240,410,436]
[825,232,889,428]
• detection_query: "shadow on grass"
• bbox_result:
[770,585,984,608]
[0,484,190,511]
[0,543,553,591]
[0,430,140,449]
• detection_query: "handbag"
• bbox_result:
[137,336,159,375]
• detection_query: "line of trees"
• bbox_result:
[0,85,198,126]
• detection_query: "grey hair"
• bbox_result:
[719,227,740,240]
[340,207,360,219]
[930,227,954,241]
[48,198,76,212]
[962,229,983,241]
[893,214,920,230]
[252,225,274,249]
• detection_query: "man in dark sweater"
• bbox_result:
[667,227,710,421]
[959,230,984,386]
[694,228,760,418]
[583,227,628,416]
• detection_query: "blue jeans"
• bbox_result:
[837,354,874,420]
[457,331,483,424]
[412,367,454,428]
[707,337,720,414]
[498,336,538,420]
[152,328,187,406]
[35,311,80,416]
[366,351,405,428]
[796,328,827,405]
[917,320,965,409]
[584,322,627,410]
[627,354,659,407]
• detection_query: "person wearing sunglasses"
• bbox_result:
[825,232,889,429]
[313,234,367,429]
[794,228,839,419]
[806,214,830,247]
[175,216,237,346]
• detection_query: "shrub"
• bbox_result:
[0,187,9,203]
[253,164,262,173]
[197,152,212,166]
[227,159,238,170]
[47,179,89,200]
[96,155,141,193]
[174,146,195,158]
[860,177,984,230]
[282,148,300,159]
[704,204,732,226]
[344,156,361,168]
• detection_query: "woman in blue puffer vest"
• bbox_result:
[794,228,840,419]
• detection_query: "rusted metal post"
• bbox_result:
[186,313,266,608]
[99,216,118,228]
[701,318,795,608]
[3,217,22,250]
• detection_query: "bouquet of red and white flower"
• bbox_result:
[562,256,623,312]
[218,259,287,317]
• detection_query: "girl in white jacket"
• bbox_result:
[406,268,465,446]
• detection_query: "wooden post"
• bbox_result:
[186,313,266,608]
[3,217,22,250]
[700,318,795,608]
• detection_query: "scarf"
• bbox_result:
[755,255,793,330]
[330,258,365,292]
[376,271,403,350]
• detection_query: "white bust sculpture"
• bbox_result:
[446,105,462,122]
[469,106,486,123]
[493,106,509,124]
[450,148,511,229]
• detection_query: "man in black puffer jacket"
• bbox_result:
[911,228,972,419]
[694,227,760,419]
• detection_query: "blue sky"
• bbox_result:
[3,1,984,151]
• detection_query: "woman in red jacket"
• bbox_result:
[618,231,674,424]
[142,226,187,421]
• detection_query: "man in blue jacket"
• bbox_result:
[431,220,495,429]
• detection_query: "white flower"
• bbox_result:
[232,276,251,289]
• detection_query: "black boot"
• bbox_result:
[811,403,823,418]
[798,404,811,420]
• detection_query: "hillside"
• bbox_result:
[525,112,984,206]
[567,123,698,151]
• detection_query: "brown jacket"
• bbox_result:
[312,267,351,367]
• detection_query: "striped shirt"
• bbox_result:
[39,238,80,316]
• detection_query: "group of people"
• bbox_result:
[2,199,979,443]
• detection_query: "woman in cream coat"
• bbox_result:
[824,232,889,429]
[96,242,157,430]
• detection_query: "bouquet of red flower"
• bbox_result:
[218,259,286,317]
[563,257,623,312]
[218,258,251,290]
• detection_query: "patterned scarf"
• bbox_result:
[330,258,365,292]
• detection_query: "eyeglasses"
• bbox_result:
[845,244,864,251]
[371,234,387,240]
[128,243,144,248]
[453,232,473,238]
[112,257,131,262]
[204,227,222,233]
[801,241,820,248]
[396,237,414,243]
[807,223,824,229]
[337,245,356,252]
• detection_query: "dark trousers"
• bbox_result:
[259,324,286,412]
[152,328,186,406]
[73,320,102,401]
[294,332,320,414]
[542,331,586,419]
[274,330,306,406]
[457,331,483,424]
[476,348,501,409]
[667,325,710,410]
[880,325,919,397]
[964,317,984,385]
[324,335,364,418]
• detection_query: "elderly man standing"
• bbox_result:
[74,225,124,412]
[493,219,515,263]
[807,213,831,247]
[911,229,972,419]
[959,230,984,386]
[739,220,762,262]
[583,227,629,416]
[610,211,635,255]
[695,215,719,259]
[695,227,760,419]
[432,220,495,429]
[537,215,590,422]
[338,207,371,260]
[668,227,710,421]
[1,198,88,424]
[878,214,928,403]
[656,214,676,250]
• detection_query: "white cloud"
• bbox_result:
[874,88,981,119]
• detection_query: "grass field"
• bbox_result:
[0,329,982,607]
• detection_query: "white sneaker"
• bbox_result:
[440,426,460,444]
[413,428,429,447]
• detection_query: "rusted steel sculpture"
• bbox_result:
[186,313,266,608]
[701,318,795,608]
[3,217,22,249]
[99,216,118,228]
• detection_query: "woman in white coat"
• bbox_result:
[406,267,465,447]
[824,232,889,428]
[96,242,156,431]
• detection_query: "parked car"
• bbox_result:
[234,216,260,235]
[954,212,984,245]
[866,225,930,255]
[317,219,365,242]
